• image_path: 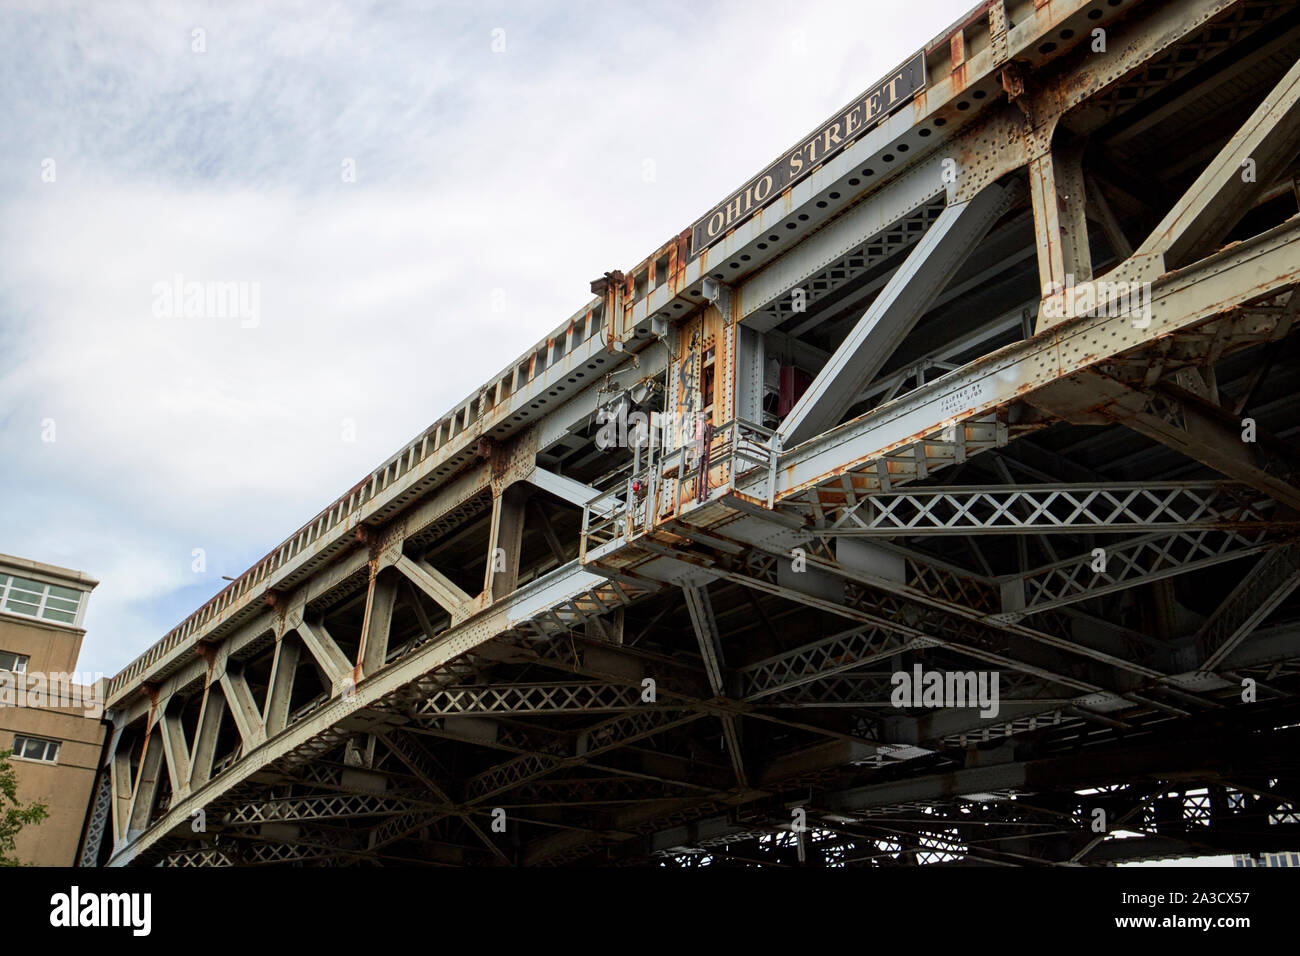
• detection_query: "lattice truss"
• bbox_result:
[825,482,1279,536]
[788,416,1023,525]
[99,0,1300,870]
[652,778,1300,868]
[130,386,1300,870]
[151,694,1300,867]
[1014,526,1274,616]
[746,197,947,331]
[1087,1,1288,124]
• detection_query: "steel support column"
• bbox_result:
[777,180,1018,446]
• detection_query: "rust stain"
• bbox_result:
[193,642,218,681]
[926,0,996,59]
[672,230,691,294]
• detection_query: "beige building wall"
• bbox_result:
[0,554,106,866]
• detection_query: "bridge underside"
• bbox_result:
[89,0,1300,867]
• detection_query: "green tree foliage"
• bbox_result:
[0,749,49,866]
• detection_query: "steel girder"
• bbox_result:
[822,481,1284,537]
[463,708,704,805]
[771,216,1300,511]
[682,584,749,786]
[91,0,1300,869]
[634,708,1300,867]
[1003,525,1281,618]
[656,782,1300,867]
[224,792,430,826]
[416,682,652,717]
[740,625,939,701]
[778,180,1019,445]
[1196,542,1300,669]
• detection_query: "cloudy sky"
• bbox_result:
[0,0,976,678]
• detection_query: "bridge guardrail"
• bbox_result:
[580,418,778,561]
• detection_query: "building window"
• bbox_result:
[0,573,83,625]
[0,650,29,674]
[11,734,60,763]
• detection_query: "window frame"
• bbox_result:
[0,650,30,674]
[0,572,84,627]
[10,733,61,764]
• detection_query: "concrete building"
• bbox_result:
[1234,852,1300,867]
[0,554,106,866]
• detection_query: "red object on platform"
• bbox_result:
[778,365,812,417]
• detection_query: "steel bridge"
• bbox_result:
[84,0,1300,867]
